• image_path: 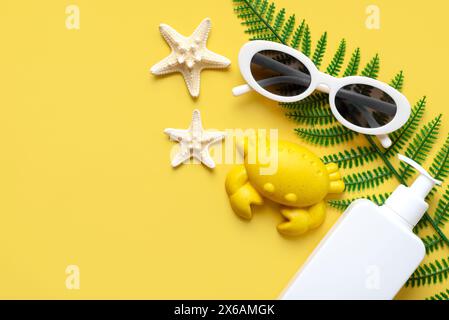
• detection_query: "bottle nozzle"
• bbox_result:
[398,154,442,198]
[385,155,442,227]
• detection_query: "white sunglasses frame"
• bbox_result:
[232,40,411,148]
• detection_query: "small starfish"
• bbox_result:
[151,18,231,98]
[164,109,226,168]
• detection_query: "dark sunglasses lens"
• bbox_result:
[250,50,311,97]
[334,84,397,129]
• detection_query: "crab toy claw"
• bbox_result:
[225,165,263,219]
[277,202,326,236]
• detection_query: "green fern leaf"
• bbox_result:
[250,32,278,41]
[290,19,305,49]
[406,257,449,287]
[361,54,380,79]
[273,8,286,33]
[385,97,426,157]
[236,11,255,23]
[323,146,378,169]
[344,167,393,192]
[240,18,261,27]
[400,115,442,181]
[328,199,353,211]
[343,48,361,77]
[434,187,449,227]
[252,0,262,9]
[281,14,295,43]
[265,2,276,24]
[414,215,430,233]
[422,234,445,254]
[257,0,269,15]
[328,192,391,211]
[429,134,449,187]
[295,124,357,146]
[390,70,404,91]
[426,289,449,300]
[312,32,328,69]
[280,93,328,110]
[233,0,285,42]
[286,108,334,126]
[326,39,346,77]
[234,0,276,41]
[245,24,268,35]
[301,25,311,57]
[367,193,391,206]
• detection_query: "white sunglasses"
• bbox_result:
[232,41,411,148]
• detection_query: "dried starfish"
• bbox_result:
[151,18,231,97]
[164,109,226,168]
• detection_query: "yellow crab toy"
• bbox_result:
[225,138,345,236]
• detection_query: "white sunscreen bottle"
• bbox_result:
[280,154,442,300]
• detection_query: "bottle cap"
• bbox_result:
[385,154,442,227]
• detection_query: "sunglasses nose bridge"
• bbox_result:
[315,73,333,94]
[316,83,330,94]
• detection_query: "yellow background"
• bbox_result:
[0,0,448,299]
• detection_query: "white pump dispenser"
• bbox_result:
[385,154,441,227]
[281,154,441,300]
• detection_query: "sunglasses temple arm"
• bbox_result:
[232,84,253,96]
[358,107,393,149]
[377,134,393,148]
[234,77,395,116]
[233,76,311,96]
[253,53,310,79]
[336,90,396,116]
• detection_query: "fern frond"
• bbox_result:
[361,54,380,79]
[265,2,276,24]
[434,187,449,227]
[343,48,361,77]
[326,39,346,77]
[414,215,430,233]
[426,289,449,300]
[328,193,391,211]
[422,234,445,254]
[295,124,357,146]
[312,32,328,69]
[369,192,392,206]
[280,93,328,110]
[301,25,311,57]
[286,108,334,126]
[400,115,442,181]
[273,8,286,33]
[390,70,404,91]
[385,97,426,157]
[322,146,378,169]
[239,0,264,24]
[429,134,449,185]
[251,32,278,41]
[406,257,449,287]
[256,0,268,14]
[281,14,295,43]
[233,0,280,42]
[290,19,305,49]
[244,24,268,35]
[343,167,393,192]
[328,198,353,211]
